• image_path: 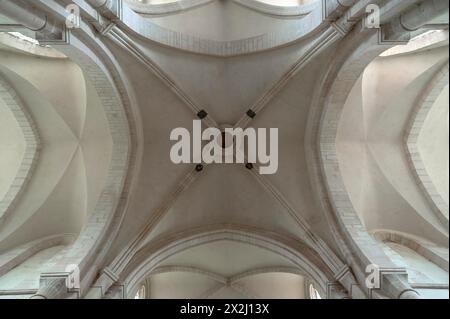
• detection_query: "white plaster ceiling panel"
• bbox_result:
[158,240,297,276]
[366,74,444,223]
[249,44,341,246]
[0,72,39,228]
[206,286,249,299]
[363,50,448,139]
[362,146,445,244]
[148,164,306,242]
[405,61,449,228]
[336,46,449,246]
[16,147,88,237]
[125,30,329,125]
[0,49,113,252]
[0,51,87,139]
[234,272,305,299]
[144,241,305,298]
[0,66,79,251]
[103,6,345,264]
[148,272,221,299]
[102,38,199,258]
[365,58,448,235]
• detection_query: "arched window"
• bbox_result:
[309,284,322,299]
[134,285,146,299]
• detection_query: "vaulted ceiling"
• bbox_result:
[0,0,448,299]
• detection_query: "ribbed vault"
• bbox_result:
[0,0,448,300]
